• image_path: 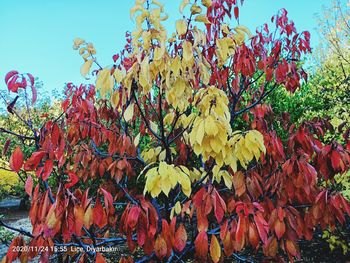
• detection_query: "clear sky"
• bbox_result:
[0,0,337,96]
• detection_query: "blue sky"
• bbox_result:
[0,0,336,96]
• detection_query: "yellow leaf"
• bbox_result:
[73,37,85,48]
[152,0,164,10]
[170,56,181,77]
[46,205,57,228]
[134,133,141,147]
[196,120,205,145]
[174,201,181,214]
[183,41,193,62]
[154,45,165,61]
[195,14,211,24]
[235,25,253,38]
[178,172,191,197]
[221,170,233,189]
[190,4,202,15]
[96,68,114,98]
[176,19,188,35]
[130,4,144,20]
[139,56,151,93]
[201,0,212,8]
[159,150,166,161]
[164,112,175,126]
[80,59,94,78]
[205,116,218,136]
[161,176,172,196]
[210,235,221,263]
[150,120,158,134]
[111,91,120,108]
[124,103,134,122]
[113,68,124,82]
[170,207,175,219]
[179,0,190,13]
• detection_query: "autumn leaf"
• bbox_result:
[195,231,208,259]
[124,103,134,122]
[95,253,106,263]
[174,224,187,252]
[154,236,167,259]
[25,175,33,197]
[176,19,187,35]
[80,59,94,78]
[210,235,221,263]
[9,146,23,172]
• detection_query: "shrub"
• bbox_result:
[1,1,350,262]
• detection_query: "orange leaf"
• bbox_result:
[84,205,93,229]
[274,219,285,239]
[248,222,259,249]
[174,223,187,252]
[235,214,246,251]
[96,252,106,263]
[74,205,85,235]
[154,236,167,259]
[285,239,299,257]
[263,236,278,257]
[9,146,23,172]
[194,231,208,259]
[210,235,221,263]
[232,171,246,196]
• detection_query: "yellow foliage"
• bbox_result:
[143,162,191,197]
[141,147,162,164]
[0,168,19,194]
[96,68,115,98]
[190,86,266,171]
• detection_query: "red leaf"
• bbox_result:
[5,70,19,84]
[112,54,119,62]
[127,206,141,229]
[254,213,268,243]
[6,236,23,261]
[7,75,19,92]
[195,231,208,259]
[31,85,37,105]
[212,189,226,223]
[65,171,79,188]
[24,151,45,171]
[100,188,114,214]
[137,213,147,246]
[9,146,23,172]
[27,73,35,86]
[331,150,341,170]
[2,139,11,156]
[25,175,33,197]
[234,6,239,20]
[93,198,107,228]
[41,159,53,181]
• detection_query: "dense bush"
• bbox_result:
[1,0,350,262]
